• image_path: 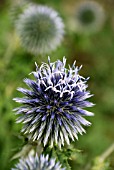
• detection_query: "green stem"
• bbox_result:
[2,33,19,69]
[99,142,114,162]
[90,143,114,170]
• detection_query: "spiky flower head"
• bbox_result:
[13,57,94,148]
[12,153,65,170]
[73,1,105,34]
[10,0,31,23]
[15,5,64,55]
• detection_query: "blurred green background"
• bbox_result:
[0,0,114,169]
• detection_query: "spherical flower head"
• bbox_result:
[13,57,94,148]
[15,5,64,55]
[10,0,31,23]
[12,153,65,170]
[74,1,105,34]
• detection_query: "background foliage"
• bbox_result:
[0,0,114,169]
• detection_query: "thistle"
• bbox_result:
[74,1,105,34]
[15,5,64,55]
[10,0,31,23]
[12,152,65,170]
[13,57,94,148]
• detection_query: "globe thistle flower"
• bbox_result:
[10,0,31,23]
[73,1,105,34]
[12,152,65,170]
[15,5,64,55]
[13,57,94,148]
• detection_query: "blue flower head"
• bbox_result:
[15,5,64,55]
[14,57,94,148]
[73,1,105,34]
[12,153,65,170]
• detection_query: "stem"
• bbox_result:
[90,143,114,170]
[99,143,114,162]
[3,33,19,67]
